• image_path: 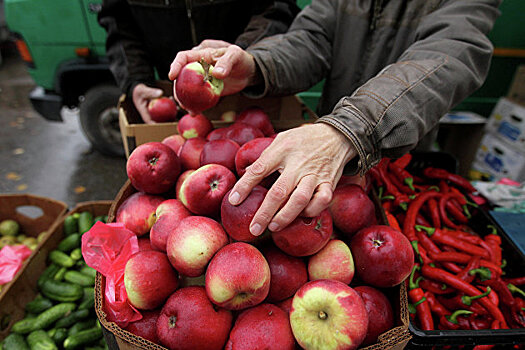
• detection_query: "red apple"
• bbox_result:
[225,303,295,350]
[329,184,376,239]
[290,280,368,350]
[205,242,270,310]
[336,175,367,189]
[178,113,213,139]
[207,127,230,141]
[162,134,185,154]
[116,192,164,236]
[179,137,207,170]
[175,61,224,114]
[147,97,178,123]
[179,274,206,288]
[221,186,268,242]
[124,309,160,343]
[308,239,355,284]
[157,286,232,350]
[137,238,154,252]
[200,139,240,173]
[226,122,264,146]
[166,216,228,277]
[150,199,191,252]
[124,251,178,310]
[354,286,394,346]
[220,110,236,122]
[126,142,181,194]
[175,169,194,199]
[237,107,275,136]
[350,225,414,288]
[261,245,308,302]
[179,164,236,216]
[277,297,293,316]
[271,209,333,257]
[235,137,273,177]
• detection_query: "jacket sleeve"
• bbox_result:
[98,0,156,95]
[234,0,301,49]
[248,0,500,175]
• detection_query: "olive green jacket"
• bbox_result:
[247,0,500,174]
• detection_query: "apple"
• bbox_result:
[221,186,268,242]
[179,274,206,288]
[207,127,230,141]
[162,134,186,154]
[290,279,368,350]
[225,303,295,350]
[271,209,333,257]
[166,216,228,277]
[234,137,273,177]
[221,110,236,122]
[179,164,236,216]
[175,169,194,199]
[157,286,232,350]
[308,239,355,284]
[350,225,414,288]
[237,107,275,136]
[225,122,264,146]
[147,97,178,123]
[179,137,207,170]
[150,199,191,252]
[126,142,181,194]
[175,60,224,114]
[205,242,270,310]
[124,251,178,310]
[178,113,213,139]
[124,309,160,343]
[354,286,394,346]
[329,184,376,239]
[116,192,164,236]
[336,175,367,189]
[200,139,240,173]
[277,297,293,316]
[137,238,154,252]
[261,245,308,302]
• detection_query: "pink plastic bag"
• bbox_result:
[82,221,141,327]
[0,244,32,285]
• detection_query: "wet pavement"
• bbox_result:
[0,46,128,208]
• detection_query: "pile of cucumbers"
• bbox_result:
[1,211,108,350]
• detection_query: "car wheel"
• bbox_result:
[79,84,124,156]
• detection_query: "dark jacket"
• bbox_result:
[99,0,300,95]
[247,0,501,174]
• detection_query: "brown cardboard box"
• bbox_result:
[95,181,412,350]
[0,201,112,340]
[118,81,317,157]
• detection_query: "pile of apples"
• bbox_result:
[117,106,414,350]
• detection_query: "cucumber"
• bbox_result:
[25,295,53,314]
[49,250,75,268]
[34,302,76,329]
[53,267,67,281]
[78,212,94,235]
[54,309,90,328]
[40,280,83,302]
[57,234,80,252]
[2,333,29,350]
[63,215,79,236]
[47,327,68,344]
[27,330,58,350]
[93,215,106,223]
[37,264,61,288]
[78,297,95,311]
[70,248,82,261]
[80,266,97,279]
[64,271,94,286]
[64,327,102,349]
[11,318,38,334]
[85,347,105,350]
[67,319,96,336]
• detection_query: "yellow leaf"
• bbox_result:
[74,186,86,194]
[6,172,21,181]
[16,184,28,191]
[13,148,25,155]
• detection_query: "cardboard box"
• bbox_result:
[470,133,525,182]
[0,201,112,340]
[95,181,412,350]
[485,98,525,150]
[508,64,525,107]
[118,81,317,157]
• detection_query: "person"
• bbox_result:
[168,0,501,237]
[98,0,300,123]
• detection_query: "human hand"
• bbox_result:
[168,45,257,96]
[228,123,357,236]
[132,84,164,124]
[192,39,232,51]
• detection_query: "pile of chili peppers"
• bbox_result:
[369,154,525,340]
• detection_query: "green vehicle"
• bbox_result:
[4,0,123,156]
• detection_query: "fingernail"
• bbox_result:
[268,222,279,232]
[214,67,224,74]
[229,191,240,205]
[250,223,262,236]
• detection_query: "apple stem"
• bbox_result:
[372,239,383,247]
[318,311,328,320]
[149,157,159,166]
[169,316,177,329]
[315,219,322,230]
[200,59,211,82]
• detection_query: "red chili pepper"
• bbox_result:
[377,159,410,209]
[422,167,477,193]
[451,287,492,315]
[438,310,473,330]
[469,315,492,330]
[403,191,441,242]
[392,153,412,169]
[420,279,455,295]
[438,180,450,194]
[389,162,416,192]
[424,291,450,317]
[439,194,464,229]
[485,226,502,266]
[385,210,402,232]
[388,168,415,194]
[421,265,508,327]
[408,265,434,330]
[505,276,525,287]
[428,251,502,275]
[478,285,499,307]
[381,200,393,213]
[456,256,481,283]
[473,346,495,350]
[427,198,441,228]
[416,214,432,228]
[417,226,491,259]
[445,200,469,224]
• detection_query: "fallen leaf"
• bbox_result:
[13,148,25,155]
[9,121,18,127]
[74,186,86,194]
[16,184,28,191]
[6,172,21,181]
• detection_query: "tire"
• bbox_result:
[79,84,124,156]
